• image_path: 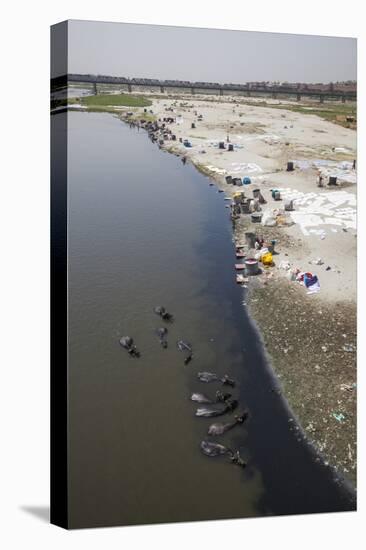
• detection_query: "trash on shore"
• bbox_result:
[262,208,293,227]
[332,412,346,423]
[236,273,247,284]
[342,344,356,353]
[340,383,356,392]
[294,271,320,294]
[262,211,277,227]
[279,260,291,271]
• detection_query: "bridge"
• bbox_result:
[51,74,357,103]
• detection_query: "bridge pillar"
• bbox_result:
[127,83,132,93]
[219,88,223,96]
[93,82,97,95]
[342,94,346,103]
[191,87,195,95]
[319,95,324,103]
[296,93,301,101]
[160,86,165,94]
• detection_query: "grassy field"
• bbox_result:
[68,93,152,112]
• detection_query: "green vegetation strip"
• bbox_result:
[71,93,152,109]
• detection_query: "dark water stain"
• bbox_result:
[65,111,355,529]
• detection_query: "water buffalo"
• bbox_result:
[154,306,173,321]
[177,340,193,364]
[229,450,247,468]
[197,372,236,387]
[190,391,232,404]
[191,393,213,404]
[221,374,236,387]
[119,336,140,357]
[195,399,238,418]
[196,405,228,418]
[200,441,231,457]
[208,411,249,436]
[200,443,247,468]
[215,390,232,402]
[197,372,218,383]
[177,340,192,352]
[156,327,168,348]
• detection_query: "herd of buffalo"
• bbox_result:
[120,307,248,468]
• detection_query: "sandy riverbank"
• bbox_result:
[121,92,357,486]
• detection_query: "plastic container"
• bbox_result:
[245,259,259,276]
[251,213,263,223]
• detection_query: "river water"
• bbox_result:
[66,110,355,528]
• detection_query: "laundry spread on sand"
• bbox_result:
[229,162,263,174]
[293,159,356,185]
[204,165,227,174]
[276,188,356,235]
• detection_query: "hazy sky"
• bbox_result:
[65,20,356,84]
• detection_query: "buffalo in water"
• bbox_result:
[229,450,247,468]
[221,374,236,387]
[197,372,218,383]
[177,340,192,353]
[177,340,193,365]
[200,442,247,468]
[156,327,168,348]
[215,390,233,402]
[190,392,212,404]
[119,336,140,358]
[197,372,236,387]
[195,399,238,418]
[208,411,249,436]
[200,441,230,457]
[190,391,232,404]
[154,306,174,322]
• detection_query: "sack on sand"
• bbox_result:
[262,212,276,226]
[261,252,273,266]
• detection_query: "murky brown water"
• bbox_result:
[65,111,355,528]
